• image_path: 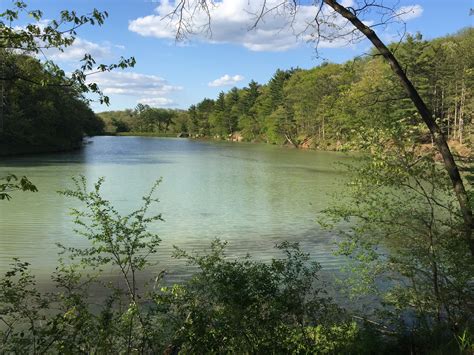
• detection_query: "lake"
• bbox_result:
[0,136,352,284]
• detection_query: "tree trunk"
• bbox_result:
[0,77,4,134]
[454,84,458,141]
[322,116,325,141]
[459,80,465,145]
[447,112,450,139]
[285,133,299,148]
[324,0,474,256]
[0,57,4,134]
[441,87,445,135]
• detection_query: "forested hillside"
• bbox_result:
[190,29,473,149]
[104,29,472,152]
[0,52,105,155]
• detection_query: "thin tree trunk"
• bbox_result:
[459,80,465,145]
[0,79,3,134]
[285,133,299,148]
[322,116,325,141]
[0,57,4,134]
[447,112,450,139]
[454,84,458,141]
[441,87,445,135]
[324,0,474,256]
[431,246,441,322]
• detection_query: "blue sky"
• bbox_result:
[7,0,473,112]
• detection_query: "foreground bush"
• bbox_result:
[1,176,472,353]
[0,177,367,354]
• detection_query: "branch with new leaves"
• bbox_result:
[0,0,136,104]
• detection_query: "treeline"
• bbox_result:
[186,29,472,148]
[98,105,189,136]
[0,52,104,155]
[100,29,474,149]
[97,29,474,149]
[104,28,473,149]
[2,29,471,154]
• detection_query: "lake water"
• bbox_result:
[0,136,352,284]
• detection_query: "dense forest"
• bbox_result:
[0,51,105,155]
[99,106,188,136]
[3,28,471,156]
[103,29,473,153]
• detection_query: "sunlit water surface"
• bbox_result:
[0,137,353,285]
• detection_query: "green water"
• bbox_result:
[0,136,352,283]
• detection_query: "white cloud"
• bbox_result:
[87,71,182,96]
[208,74,244,87]
[138,97,174,107]
[129,0,360,52]
[395,5,423,21]
[86,71,181,107]
[45,38,112,62]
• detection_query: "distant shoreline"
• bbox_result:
[1,134,470,159]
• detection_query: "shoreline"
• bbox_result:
[101,132,473,158]
[1,133,470,159]
[0,142,83,157]
[102,131,350,152]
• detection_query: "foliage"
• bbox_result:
[0,6,473,351]
[0,172,472,352]
[0,173,37,200]
[98,30,469,151]
[0,0,135,154]
[0,177,374,354]
[0,0,135,104]
[322,122,474,352]
[1,53,105,153]
[111,117,131,133]
[58,176,163,298]
[0,259,50,353]
[156,239,355,353]
[98,106,190,135]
